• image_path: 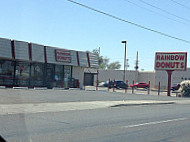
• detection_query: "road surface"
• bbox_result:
[1,102,190,142]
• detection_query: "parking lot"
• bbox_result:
[0,86,182,105]
[85,86,179,97]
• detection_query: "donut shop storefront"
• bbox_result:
[0,38,98,88]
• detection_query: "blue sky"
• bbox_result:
[1,0,190,71]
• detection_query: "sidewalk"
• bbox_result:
[0,100,177,115]
[0,88,190,115]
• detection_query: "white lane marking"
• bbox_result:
[123,117,189,129]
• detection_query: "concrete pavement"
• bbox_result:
[0,88,187,104]
[2,102,190,142]
[1,88,190,142]
[0,100,175,115]
[0,88,190,116]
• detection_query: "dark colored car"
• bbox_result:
[130,82,149,89]
[171,83,180,91]
[103,80,128,89]
[103,80,112,87]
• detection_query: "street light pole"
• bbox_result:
[121,41,127,82]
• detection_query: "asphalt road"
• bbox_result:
[0,88,185,104]
[1,103,190,142]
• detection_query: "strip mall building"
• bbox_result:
[0,38,98,88]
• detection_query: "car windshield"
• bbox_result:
[1,0,190,142]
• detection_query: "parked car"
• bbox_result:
[103,80,112,87]
[103,80,128,89]
[130,82,149,89]
[171,83,180,91]
[114,81,128,89]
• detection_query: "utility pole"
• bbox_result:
[121,41,127,82]
[134,51,139,71]
[126,59,129,70]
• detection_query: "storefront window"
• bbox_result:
[0,60,14,85]
[55,65,63,81]
[0,65,2,74]
[30,63,44,87]
[54,65,64,87]
[15,62,30,86]
[64,66,71,88]
[46,63,54,88]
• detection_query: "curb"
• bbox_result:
[111,102,175,107]
[13,87,28,89]
[34,87,48,90]
[0,86,6,89]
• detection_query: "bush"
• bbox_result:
[179,80,190,97]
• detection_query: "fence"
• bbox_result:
[83,79,180,97]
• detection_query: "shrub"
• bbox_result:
[179,80,190,97]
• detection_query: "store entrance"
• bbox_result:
[84,73,94,86]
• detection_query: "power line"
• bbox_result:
[170,0,190,11]
[123,0,190,26]
[138,0,190,23]
[65,0,190,44]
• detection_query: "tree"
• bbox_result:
[92,49,99,56]
[91,48,121,70]
[107,61,121,69]
[99,57,109,69]
[92,49,103,66]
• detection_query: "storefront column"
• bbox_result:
[28,63,32,87]
[13,61,16,86]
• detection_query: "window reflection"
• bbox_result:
[15,62,30,86]
[0,60,14,86]
[30,63,44,87]
[54,65,64,87]
[0,61,73,88]
[64,66,71,88]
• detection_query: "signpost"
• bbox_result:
[155,52,187,96]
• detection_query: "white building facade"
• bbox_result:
[98,69,190,89]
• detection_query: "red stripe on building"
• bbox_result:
[44,46,47,63]
[11,40,15,59]
[87,52,91,67]
[28,43,32,61]
[76,51,80,66]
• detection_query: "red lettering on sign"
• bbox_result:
[161,62,165,68]
[181,62,184,68]
[57,52,70,56]
[179,55,184,60]
[155,52,187,71]
[156,55,160,60]
[175,55,179,60]
[161,56,164,60]
[155,62,184,69]
[171,55,174,60]
[176,62,180,68]
[156,62,160,67]
[165,55,170,60]
[55,49,71,63]
[165,62,170,68]
[171,62,175,68]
